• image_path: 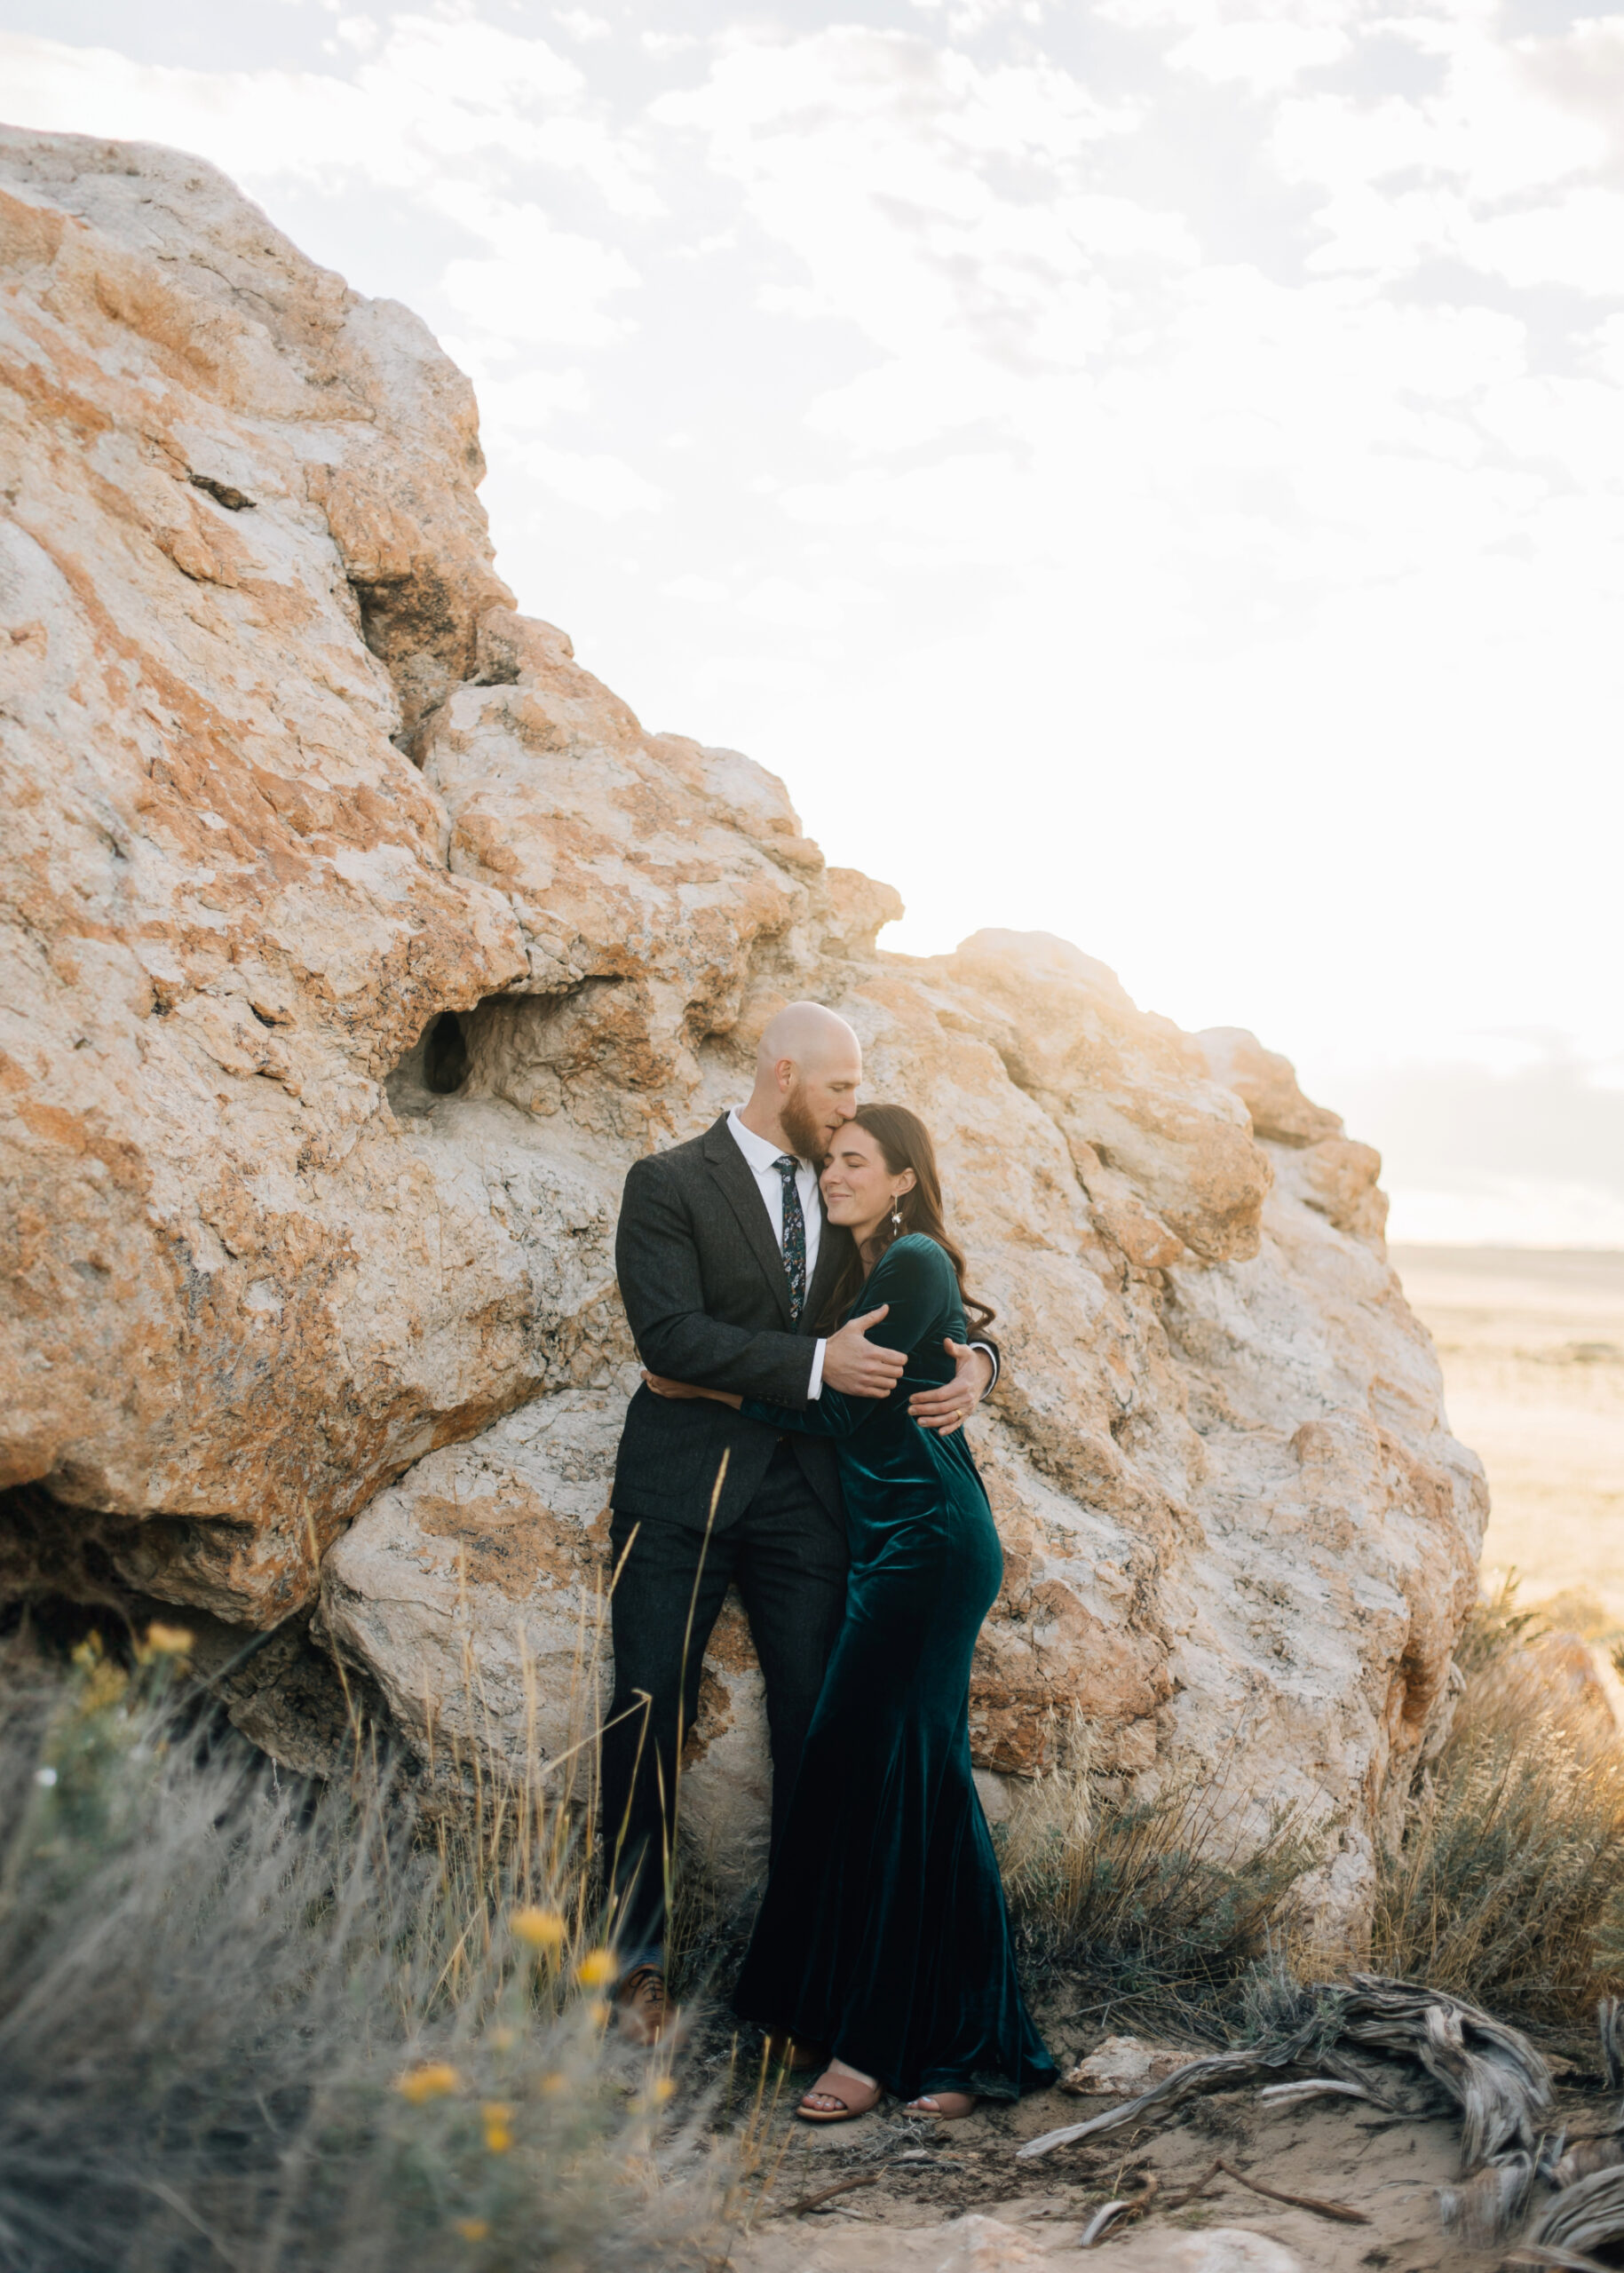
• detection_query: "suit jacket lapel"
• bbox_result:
[701,1117,795,1328]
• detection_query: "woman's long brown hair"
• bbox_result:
[816,1102,996,1337]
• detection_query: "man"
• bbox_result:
[604,1002,999,2044]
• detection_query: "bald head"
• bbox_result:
[741,1000,863,1162]
[757,1002,860,1080]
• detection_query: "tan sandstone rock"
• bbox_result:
[1059,2034,1200,2097]
[0,128,1486,1930]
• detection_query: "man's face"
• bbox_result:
[781,1051,861,1161]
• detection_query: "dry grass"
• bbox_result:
[1002,1594,1624,2047]
[0,1620,751,2273]
[1373,1581,1624,2024]
[1000,1716,1323,2036]
[21,1552,1624,2273]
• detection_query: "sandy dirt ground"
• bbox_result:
[723,2058,1574,2271]
[1391,1245,1624,1626]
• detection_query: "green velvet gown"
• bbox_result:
[732,1232,1057,2103]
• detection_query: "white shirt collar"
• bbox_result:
[726,1105,803,1173]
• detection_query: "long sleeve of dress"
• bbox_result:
[740,1237,958,1440]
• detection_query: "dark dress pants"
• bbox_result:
[602,1442,848,1969]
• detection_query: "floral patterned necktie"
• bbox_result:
[774,1155,806,1324]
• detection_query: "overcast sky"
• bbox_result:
[4,0,1623,1243]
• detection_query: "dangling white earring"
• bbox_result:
[890,1195,903,1232]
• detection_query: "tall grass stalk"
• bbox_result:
[0,1627,733,2273]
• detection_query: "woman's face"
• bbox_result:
[820,1121,915,1234]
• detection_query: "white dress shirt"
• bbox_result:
[724,1108,999,1404]
[726,1107,828,1396]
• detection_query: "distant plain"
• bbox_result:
[1391,1245,1624,1625]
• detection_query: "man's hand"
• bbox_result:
[908,1341,994,1437]
[821,1305,907,1398]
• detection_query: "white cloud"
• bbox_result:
[735,574,883,630]
[471,366,592,429]
[0,20,656,210]
[662,573,731,604]
[8,0,1624,1248]
[438,199,641,348]
[1272,23,1608,234]
[1170,20,1350,92]
[1468,189,1624,297]
[334,16,381,56]
[1055,193,1200,265]
[511,442,665,517]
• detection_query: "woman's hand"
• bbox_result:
[642,1371,743,1410]
[907,1341,994,1437]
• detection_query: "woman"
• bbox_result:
[645,1104,1056,2122]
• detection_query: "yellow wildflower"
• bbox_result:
[481,2102,514,2154]
[574,1948,616,1989]
[487,2024,517,2053]
[648,2076,677,2104]
[455,2220,489,2243]
[80,1661,129,1715]
[585,2000,611,2030]
[540,2072,566,2097]
[397,2061,461,2104]
[141,1622,194,1659]
[510,1905,566,1953]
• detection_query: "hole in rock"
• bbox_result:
[423,1011,469,1095]
[385,982,629,1127]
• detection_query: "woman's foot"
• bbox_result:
[797,2059,883,2123]
[904,2091,977,2119]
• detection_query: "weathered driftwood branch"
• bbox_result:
[1017,1977,1552,2180]
[1213,2157,1370,2224]
[1527,2165,1624,2261]
[1018,2030,1320,2162]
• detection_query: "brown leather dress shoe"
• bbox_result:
[614,1964,674,2046]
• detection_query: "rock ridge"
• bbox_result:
[0,127,1486,1929]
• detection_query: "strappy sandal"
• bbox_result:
[796,2064,883,2123]
[904,2091,977,2119]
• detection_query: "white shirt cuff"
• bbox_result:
[808,1339,827,1399]
[970,1340,999,1390]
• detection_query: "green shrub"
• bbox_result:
[0,1628,733,2273]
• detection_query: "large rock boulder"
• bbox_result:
[0,128,1486,1928]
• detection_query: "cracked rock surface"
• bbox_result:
[0,127,1485,1925]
